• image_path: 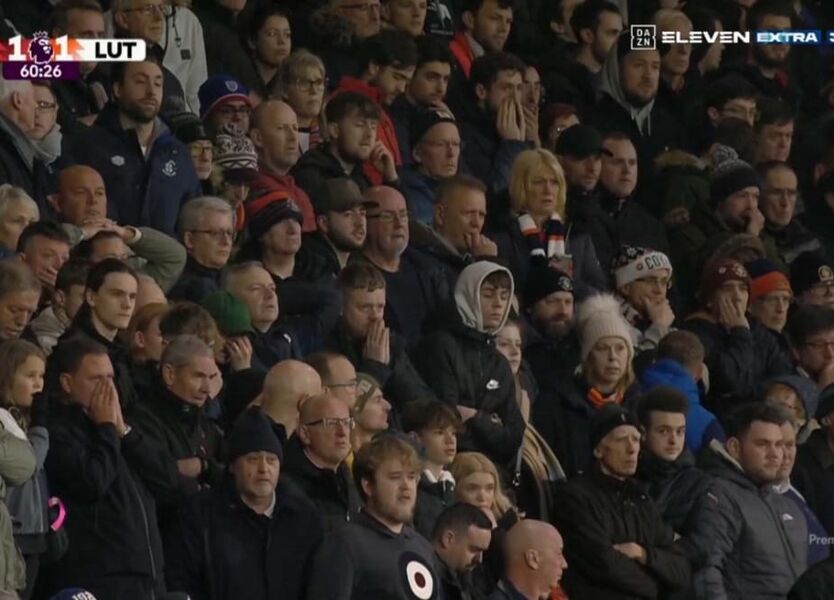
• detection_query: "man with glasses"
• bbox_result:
[787,305,834,389]
[67,58,201,237]
[361,185,449,348]
[169,196,235,302]
[758,161,821,266]
[284,394,363,532]
[197,74,252,137]
[330,0,383,39]
[791,251,834,311]
[611,245,676,354]
[307,352,361,410]
[704,75,759,129]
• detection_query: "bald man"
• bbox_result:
[283,393,362,532]
[50,164,108,226]
[260,359,323,436]
[362,185,450,348]
[489,519,567,600]
[250,99,316,231]
[306,351,359,411]
[135,273,167,311]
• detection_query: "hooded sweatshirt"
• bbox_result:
[454,260,514,335]
[599,40,656,137]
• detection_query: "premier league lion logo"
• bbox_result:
[28,31,54,65]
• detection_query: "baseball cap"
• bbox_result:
[199,74,251,119]
[555,124,603,158]
[410,106,457,145]
[313,178,378,215]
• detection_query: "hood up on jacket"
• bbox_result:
[454,260,514,335]
[762,374,820,422]
[599,34,656,137]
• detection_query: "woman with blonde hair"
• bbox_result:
[491,148,607,298]
[450,452,517,526]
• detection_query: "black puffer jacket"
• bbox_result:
[793,428,834,537]
[552,466,691,600]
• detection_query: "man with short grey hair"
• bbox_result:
[169,196,235,302]
[0,259,41,342]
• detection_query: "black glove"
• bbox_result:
[30,392,49,429]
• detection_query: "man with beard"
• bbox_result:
[306,434,439,600]
[587,33,682,201]
[449,0,514,78]
[361,186,450,348]
[67,58,201,237]
[571,0,623,101]
[293,92,399,202]
[432,502,493,600]
[685,403,807,599]
[300,178,375,278]
[743,0,799,110]
[250,100,316,232]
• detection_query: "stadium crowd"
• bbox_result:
[0,0,834,598]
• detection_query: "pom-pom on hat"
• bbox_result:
[709,145,759,207]
[575,293,634,361]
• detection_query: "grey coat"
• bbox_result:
[6,426,49,540]
[685,442,808,600]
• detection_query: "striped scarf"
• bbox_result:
[518,212,566,259]
[587,387,625,410]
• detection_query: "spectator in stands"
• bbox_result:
[17,222,71,296]
[636,387,711,535]
[704,75,759,130]
[758,162,821,265]
[533,293,638,476]
[488,519,568,600]
[553,403,690,599]
[450,451,517,529]
[306,434,439,599]
[271,50,327,154]
[330,0,383,40]
[293,92,399,199]
[249,100,316,232]
[449,0,513,78]
[166,407,323,600]
[306,351,360,411]
[49,0,109,132]
[325,263,438,412]
[68,59,200,237]
[555,123,602,213]
[29,259,88,355]
[403,399,460,537]
[283,392,363,532]
[193,0,258,87]
[198,75,252,138]
[125,301,168,394]
[610,245,675,353]
[400,107,461,225]
[158,1,206,116]
[244,6,292,98]
[31,82,61,166]
[754,99,795,165]
[0,185,39,257]
[681,258,792,409]
[786,305,834,388]
[258,359,322,438]
[460,53,531,196]
[351,373,391,451]
[410,174,497,288]
[743,1,798,109]
[653,9,694,123]
[361,186,450,347]
[641,330,725,454]
[747,259,793,335]
[130,335,224,500]
[390,37,454,162]
[570,0,623,101]
[45,336,177,598]
[414,261,524,469]
[171,113,213,192]
[433,502,493,600]
[0,261,41,343]
[210,124,258,229]
[491,148,606,297]
[169,196,234,303]
[763,375,817,440]
[381,0,427,36]
[795,385,834,540]
[300,178,372,278]
[790,251,834,310]
[686,403,807,599]
[593,132,670,270]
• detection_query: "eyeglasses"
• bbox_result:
[35,100,57,112]
[809,282,834,298]
[289,77,328,92]
[191,229,235,241]
[421,139,462,151]
[189,143,213,158]
[338,2,381,12]
[304,417,355,431]
[635,276,672,289]
[216,105,252,117]
[367,209,408,223]
[122,3,172,17]
[806,340,834,352]
[327,379,359,390]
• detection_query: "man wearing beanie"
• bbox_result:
[414,261,524,472]
[167,407,324,600]
[790,251,834,310]
[681,258,792,412]
[611,245,676,353]
[747,258,793,334]
[552,403,690,599]
[532,293,638,476]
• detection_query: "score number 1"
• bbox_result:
[7,35,73,62]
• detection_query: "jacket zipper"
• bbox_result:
[126,469,157,599]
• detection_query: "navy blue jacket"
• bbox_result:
[67,103,201,237]
[459,111,531,196]
[168,256,223,304]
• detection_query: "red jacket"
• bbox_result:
[250,170,317,232]
[332,77,402,185]
[449,31,475,79]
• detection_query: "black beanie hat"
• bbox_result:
[791,251,834,297]
[710,146,760,207]
[228,408,284,463]
[589,403,639,450]
[524,264,573,308]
